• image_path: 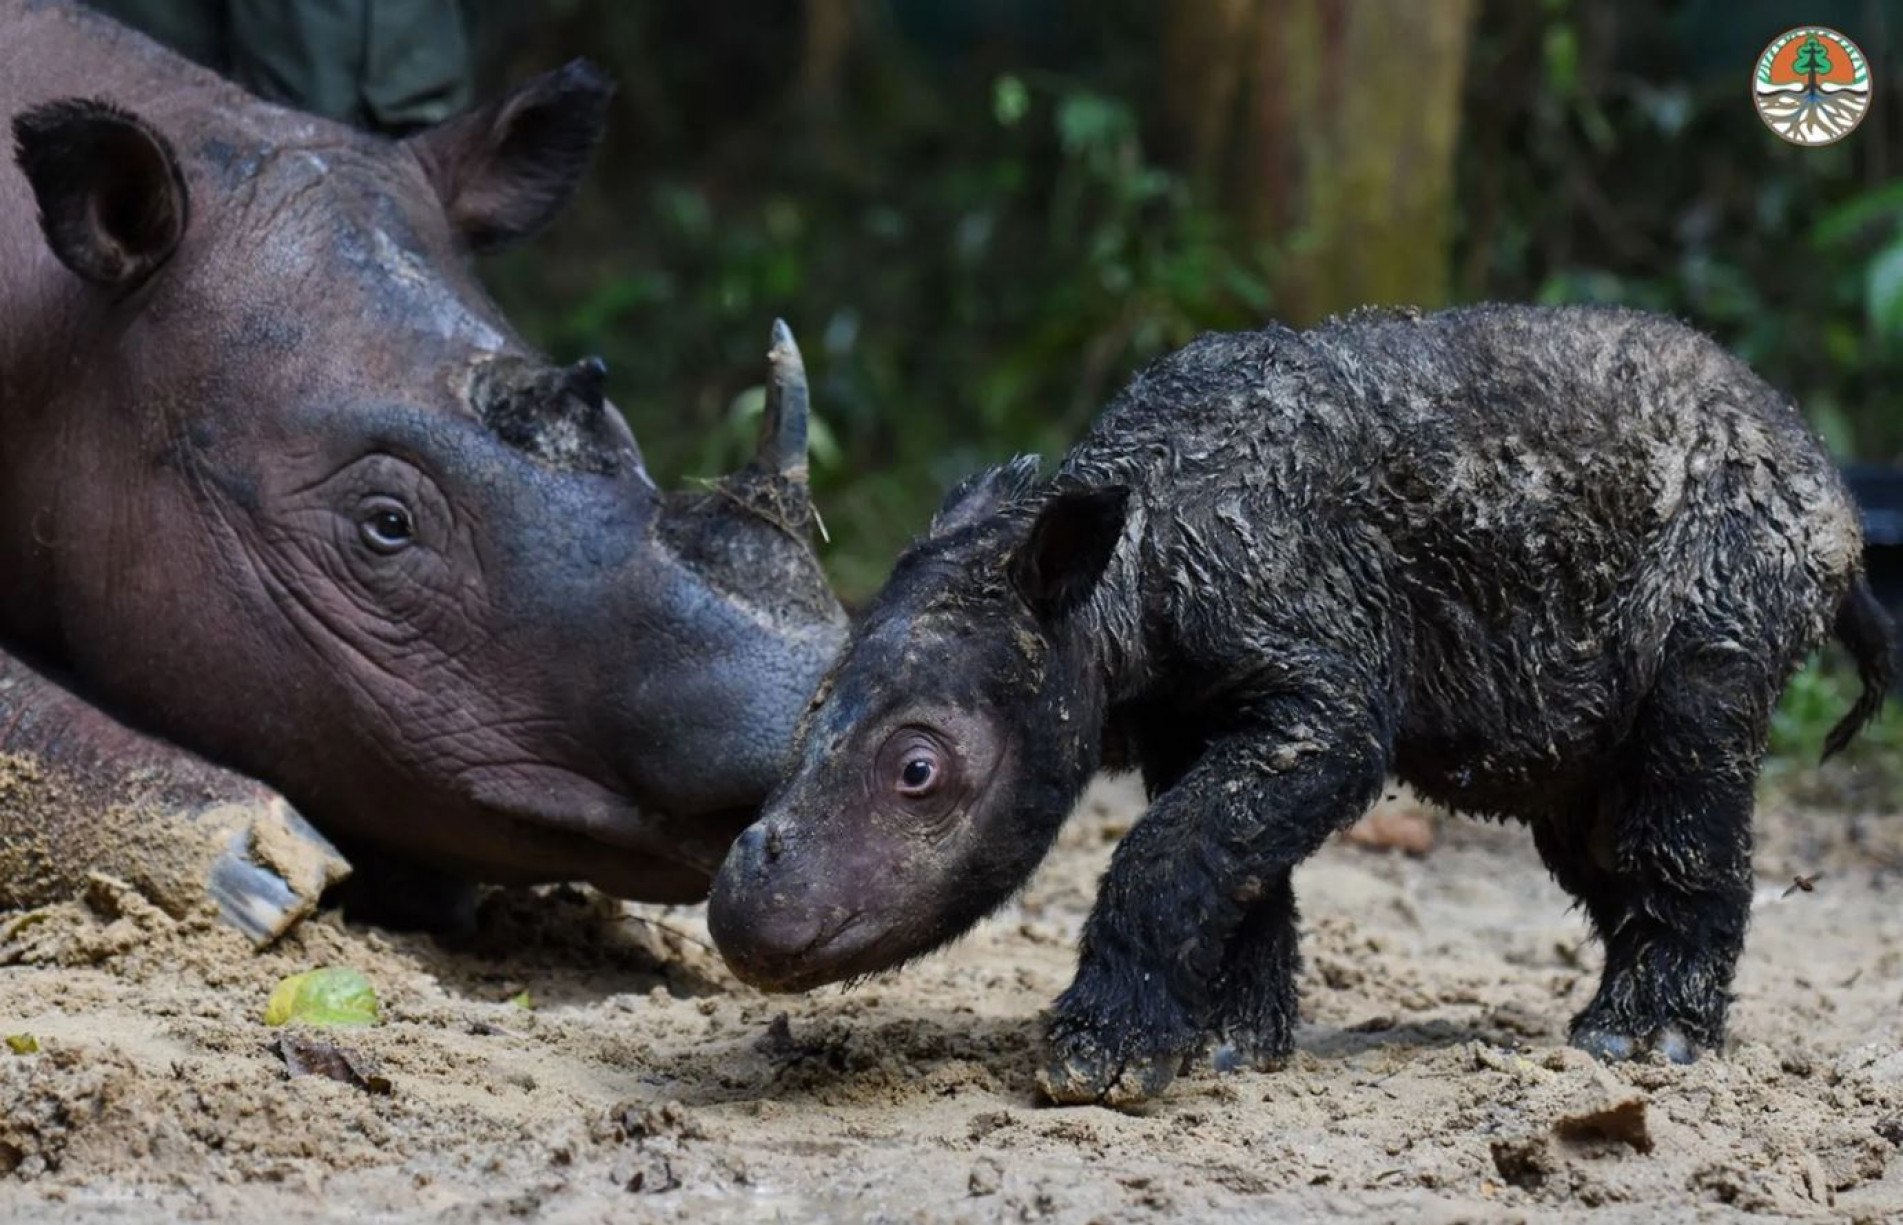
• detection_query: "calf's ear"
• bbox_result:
[408,59,612,254]
[1010,486,1129,624]
[12,98,190,288]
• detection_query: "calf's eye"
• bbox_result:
[900,757,937,793]
[881,727,953,802]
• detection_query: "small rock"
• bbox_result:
[969,1156,1003,1197]
[755,1012,798,1060]
[612,1100,706,1143]
[968,1109,1015,1140]
[612,1151,678,1194]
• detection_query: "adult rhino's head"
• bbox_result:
[7,65,845,900]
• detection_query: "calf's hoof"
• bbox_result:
[1211,1040,1290,1076]
[1652,1026,1701,1065]
[1571,1024,1702,1066]
[1036,1030,1179,1109]
[205,798,351,946]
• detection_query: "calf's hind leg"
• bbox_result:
[1561,639,1771,1063]
[1207,871,1301,1072]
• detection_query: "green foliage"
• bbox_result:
[490,33,1265,598]
[1793,35,1831,80]
[481,0,1895,787]
[263,967,382,1028]
[1458,1,1902,465]
[1766,659,1902,803]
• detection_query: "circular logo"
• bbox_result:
[1754,27,1871,146]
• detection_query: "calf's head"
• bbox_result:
[8,67,845,899]
[709,464,1129,988]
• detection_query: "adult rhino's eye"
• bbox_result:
[358,500,414,554]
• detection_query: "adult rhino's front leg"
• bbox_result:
[1039,679,1390,1108]
[0,649,350,944]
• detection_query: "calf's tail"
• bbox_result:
[1822,572,1897,761]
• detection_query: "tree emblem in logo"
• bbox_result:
[1754,27,1871,145]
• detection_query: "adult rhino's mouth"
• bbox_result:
[451,762,746,902]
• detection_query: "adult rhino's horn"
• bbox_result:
[757,320,810,484]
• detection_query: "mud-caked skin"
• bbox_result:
[0,1,845,929]
[709,304,1896,1107]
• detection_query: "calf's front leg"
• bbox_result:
[1039,685,1389,1107]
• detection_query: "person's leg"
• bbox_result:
[227,0,472,133]
[85,0,231,75]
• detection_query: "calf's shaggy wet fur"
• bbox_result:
[709,304,1895,1107]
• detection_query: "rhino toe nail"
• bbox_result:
[1097,1056,1175,1111]
[1572,1027,1639,1063]
[1036,1031,1125,1106]
[1652,1026,1700,1065]
[205,808,352,946]
[207,849,304,946]
[1035,1056,1102,1106]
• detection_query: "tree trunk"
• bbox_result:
[797,0,855,118]
[1164,0,1477,325]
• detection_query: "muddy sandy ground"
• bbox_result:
[3,770,1903,1223]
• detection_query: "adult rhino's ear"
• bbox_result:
[1010,485,1129,624]
[931,455,1044,537]
[407,59,612,254]
[12,98,190,288]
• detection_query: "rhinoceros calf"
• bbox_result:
[0,0,846,940]
[710,304,1895,1106]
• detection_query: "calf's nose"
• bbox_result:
[728,820,786,874]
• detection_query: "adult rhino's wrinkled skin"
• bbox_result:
[0,0,846,927]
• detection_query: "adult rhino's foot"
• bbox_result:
[1570,1023,1702,1066]
[0,647,348,944]
[205,797,351,945]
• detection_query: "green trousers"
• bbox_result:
[89,0,472,133]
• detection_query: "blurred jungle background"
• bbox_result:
[94,0,1903,776]
[450,0,1903,593]
[478,0,1903,782]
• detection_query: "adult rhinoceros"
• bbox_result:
[0,0,845,940]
